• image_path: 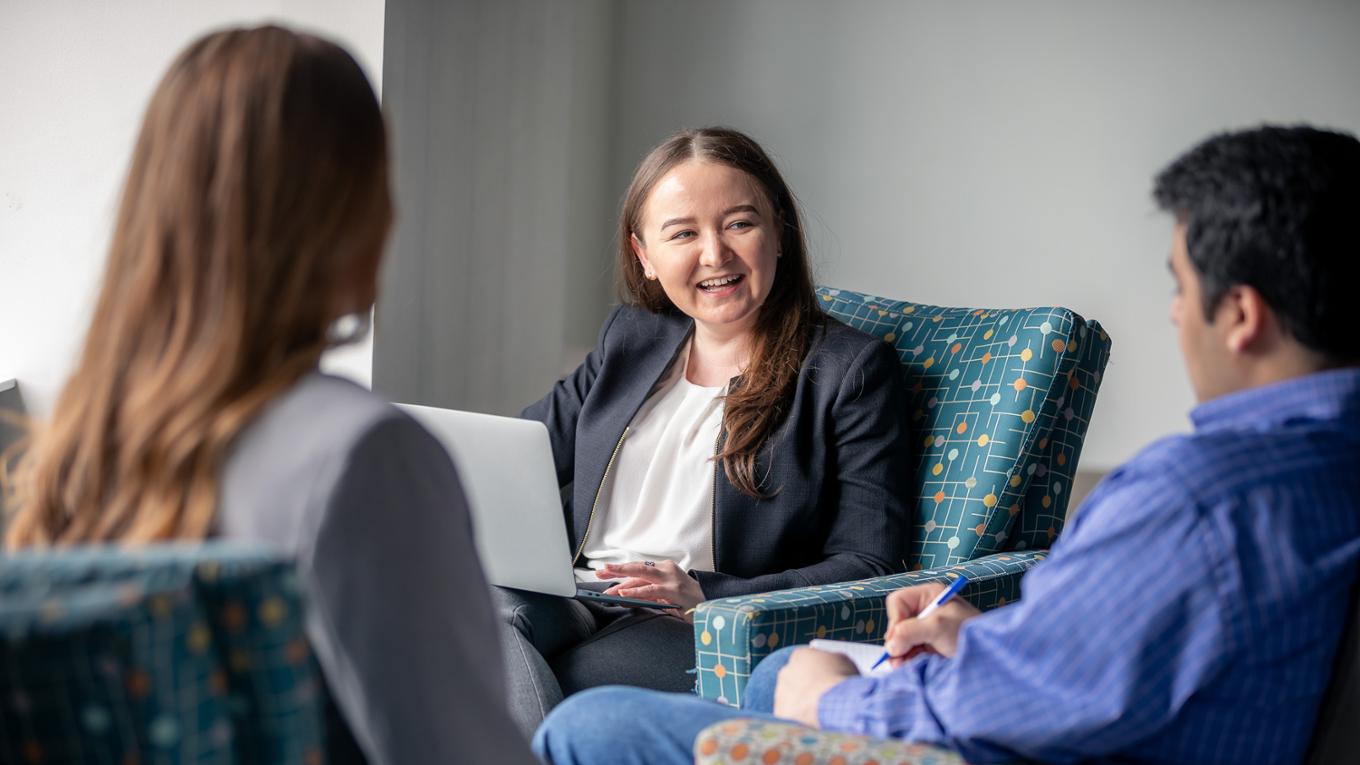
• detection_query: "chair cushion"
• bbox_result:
[0,543,324,764]
[817,287,1111,568]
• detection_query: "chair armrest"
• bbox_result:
[695,719,968,765]
[692,551,1046,705]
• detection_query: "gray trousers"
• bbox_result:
[495,586,697,737]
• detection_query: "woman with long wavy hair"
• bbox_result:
[505,126,911,731]
[3,25,533,765]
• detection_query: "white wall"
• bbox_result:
[612,0,1360,470]
[0,0,384,416]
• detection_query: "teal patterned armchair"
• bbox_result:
[0,544,327,764]
[692,287,1112,706]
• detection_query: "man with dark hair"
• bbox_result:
[533,125,1360,765]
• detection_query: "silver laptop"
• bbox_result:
[396,404,672,610]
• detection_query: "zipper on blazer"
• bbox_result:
[573,427,629,566]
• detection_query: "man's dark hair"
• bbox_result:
[1153,125,1360,364]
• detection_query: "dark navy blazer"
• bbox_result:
[522,305,910,600]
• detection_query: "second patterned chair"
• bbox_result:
[692,287,1113,706]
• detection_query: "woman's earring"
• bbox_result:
[645,270,657,280]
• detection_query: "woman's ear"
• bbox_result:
[631,232,655,279]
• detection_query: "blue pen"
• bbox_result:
[869,575,969,671]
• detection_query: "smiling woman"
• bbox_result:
[501,127,914,733]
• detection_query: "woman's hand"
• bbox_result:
[596,560,706,614]
[882,582,981,667]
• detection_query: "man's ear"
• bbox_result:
[1221,285,1271,354]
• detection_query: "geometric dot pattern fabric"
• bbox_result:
[816,287,1112,568]
[692,288,1112,707]
[0,543,324,765]
[694,718,970,765]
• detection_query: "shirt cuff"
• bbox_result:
[817,674,881,732]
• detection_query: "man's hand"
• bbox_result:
[773,648,860,727]
[596,560,705,614]
[883,581,982,667]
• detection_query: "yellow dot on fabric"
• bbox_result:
[865,618,876,634]
[1042,495,1052,508]
[956,422,968,434]
[816,625,827,639]
[923,356,935,370]
[1057,453,1068,466]
[1069,341,1079,353]
[701,630,712,646]
[932,463,943,476]
[149,596,173,618]
[977,434,989,447]
[1020,348,1033,362]
[983,329,994,340]
[714,663,727,679]
[188,623,211,654]
[1052,339,1066,352]
[768,633,780,648]
[984,493,998,507]
[1013,378,1027,392]
[884,332,896,343]
[997,596,1008,607]
[258,598,287,626]
[905,306,916,314]
[878,310,888,317]
[822,294,833,301]
[934,490,946,504]
[932,315,943,323]
[923,435,935,448]
[1021,409,1035,423]
[1009,474,1022,487]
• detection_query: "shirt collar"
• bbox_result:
[1190,367,1360,433]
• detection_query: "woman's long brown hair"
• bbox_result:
[4,26,390,546]
[619,127,822,497]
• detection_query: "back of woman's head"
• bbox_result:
[5,25,390,546]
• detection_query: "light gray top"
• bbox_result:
[217,372,534,765]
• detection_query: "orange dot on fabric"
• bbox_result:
[1069,342,1079,353]
[1052,339,1066,352]
[956,422,968,434]
[934,490,946,504]
[1009,474,1022,487]
[126,671,151,698]
[699,739,719,757]
[983,329,994,340]
[983,493,998,507]
[865,618,876,633]
[795,754,815,765]
[762,749,780,764]
[923,435,935,448]
[1057,453,1068,466]
[974,523,986,535]
[714,663,727,679]
[768,633,780,648]
[830,756,848,765]
[731,743,749,760]
[841,741,862,752]
[951,343,962,354]
[977,434,990,447]
[1038,437,1049,449]
[1013,378,1027,392]
[1020,347,1033,362]
[1069,374,1080,390]
[1042,495,1052,508]
[1009,503,1022,516]
[1021,409,1035,423]
[981,351,992,364]
[923,357,935,370]
[884,332,896,343]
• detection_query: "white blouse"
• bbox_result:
[576,341,724,579]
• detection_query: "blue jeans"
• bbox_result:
[532,646,801,765]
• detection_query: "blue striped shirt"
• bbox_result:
[818,368,1360,764]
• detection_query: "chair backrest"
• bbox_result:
[1304,577,1360,765]
[817,287,1112,569]
[0,543,325,764]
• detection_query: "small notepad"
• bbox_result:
[808,639,893,676]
